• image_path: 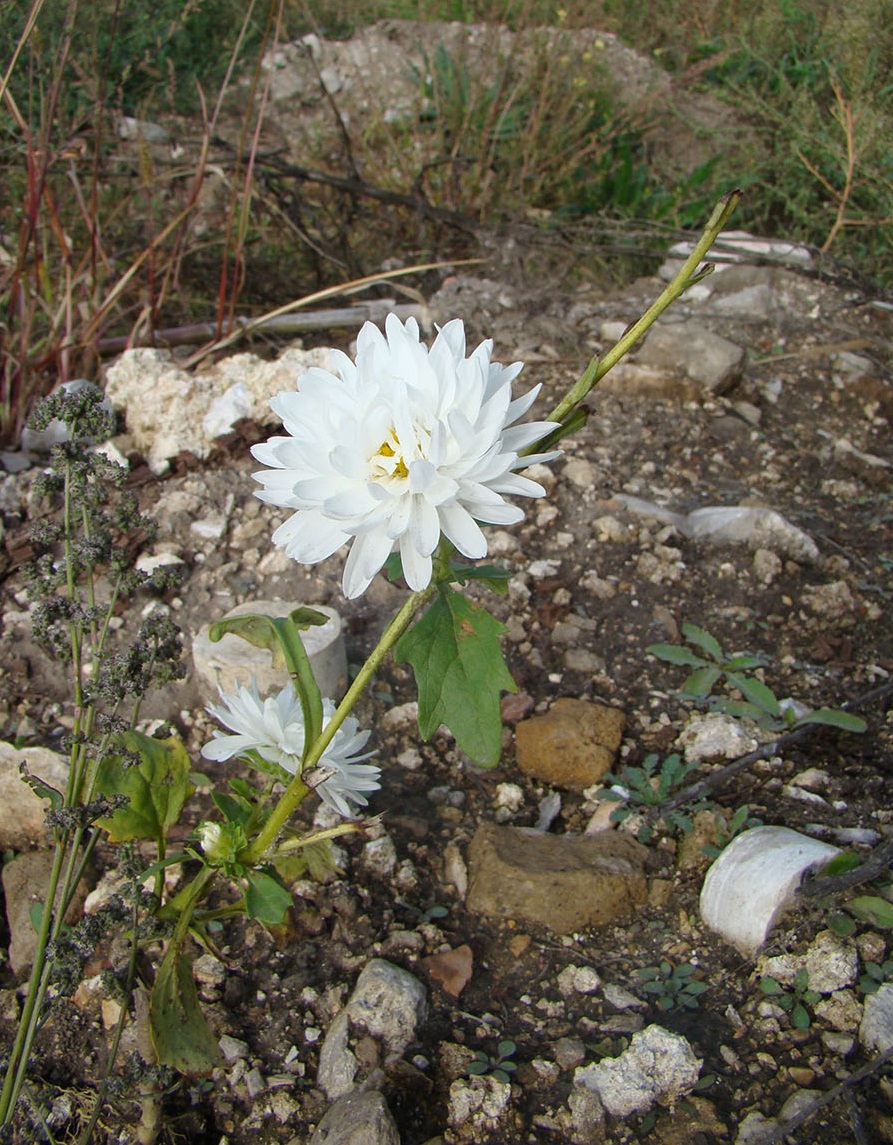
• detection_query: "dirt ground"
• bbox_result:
[2,19,893,1145]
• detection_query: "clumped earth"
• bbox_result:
[1,21,893,1145]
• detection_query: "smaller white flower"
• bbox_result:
[196,820,245,866]
[202,681,379,818]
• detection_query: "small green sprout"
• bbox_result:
[860,960,893,995]
[701,804,763,860]
[467,1040,518,1085]
[760,968,821,1030]
[601,752,701,842]
[648,622,867,734]
[635,960,708,1011]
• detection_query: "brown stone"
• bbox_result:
[514,698,625,790]
[466,822,648,934]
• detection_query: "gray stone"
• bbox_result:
[345,959,427,1056]
[317,1011,356,1100]
[192,600,347,703]
[466,822,648,934]
[859,983,893,1052]
[636,321,744,394]
[574,1024,702,1117]
[0,743,70,850]
[2,850,91,977]
[309,1090,399,1145]
[735,1110,778,1144]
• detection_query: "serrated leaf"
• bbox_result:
[725,673,780,716]
[244,869,293,925]
[150,948,223,1076]
[95,732,193,844]
[393,587,516,766]
[646,643,708,668]
[848,895,893,929]
[681,624,723,662]
[794,709,867,733]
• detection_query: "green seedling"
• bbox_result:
[701,804,763,860]
[601,752,701,842]
[859,960,893,995]
[468,1040,518,1085]
[760,968,821,1030]
[648,623,867,734]
[635,960,708,1011]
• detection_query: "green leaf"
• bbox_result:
[212,791,253,827]
[681,623,723,662]
[208,610,325,753]
[244,869,293,925]
[646,643,708,668]
[467,1060,489,1075]
[791,1003,811,1030]
[497,1040,516,1057]
[95,732,193,844]
[828,912,857,937]
[792,968,810,992]
[393,587,516,766]
[18,767,64,812]
[793,709,867,733]
[820,852,862,877]
[450,562,511,594]
[760,976,782,995]
[150,948,223,1076]
[681,665,722,698]
[847,895,893,929]
[723,654,768,671]
[725,673,780,716]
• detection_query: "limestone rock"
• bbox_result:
[676,713,758,764]
[3,850,92,977]
[0,743,70,850]
[466,821,648,934]
[104,344,332,474]
[309,1090,399,1145]
[859,983,893,1053]
[574,1024,702,1117]
[636,321,744,394]
[515,699,625,790]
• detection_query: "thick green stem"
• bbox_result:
[543,189,742,427]
[240,585,434,865]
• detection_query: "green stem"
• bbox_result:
[240,585,434,865]
[543,189,742,427]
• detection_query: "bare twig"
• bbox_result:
[751,1044,893,1145]
[658,680,893,814]
[797,835,893,901]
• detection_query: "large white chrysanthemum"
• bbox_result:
[201,682,380,818]
[251,314,559,598]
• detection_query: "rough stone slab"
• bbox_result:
[466,822,648,934]
[859,983,893,1053]
[0,743,70,850]
[574,1024,702,1117]
[2,850,92,977]
[636,321,744,394]
[515,698,625,790]
[104,344,332,474]
[309,1090,399,1145]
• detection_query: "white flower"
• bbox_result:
[251,314,559,598]
[201,681,379,818]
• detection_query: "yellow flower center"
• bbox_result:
[372,435,409,481]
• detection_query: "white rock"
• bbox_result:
[636,321,744,393]
[574,1024,701,1116]
[104,344,332,474]
[735,1109,779,1144]
[676,712,758,764]
[557,965,601,996]
[700,826,840,955]
[0,743,70,850]
[192,600,347,702]
[447,1075,512,1132]
[363,835,397,877]
[859,983,893,1052]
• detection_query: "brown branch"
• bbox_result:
[796,835,893,901]
[658,680,893,814]
[751,1044,893,1145]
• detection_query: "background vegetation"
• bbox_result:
[1,0,890,441]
